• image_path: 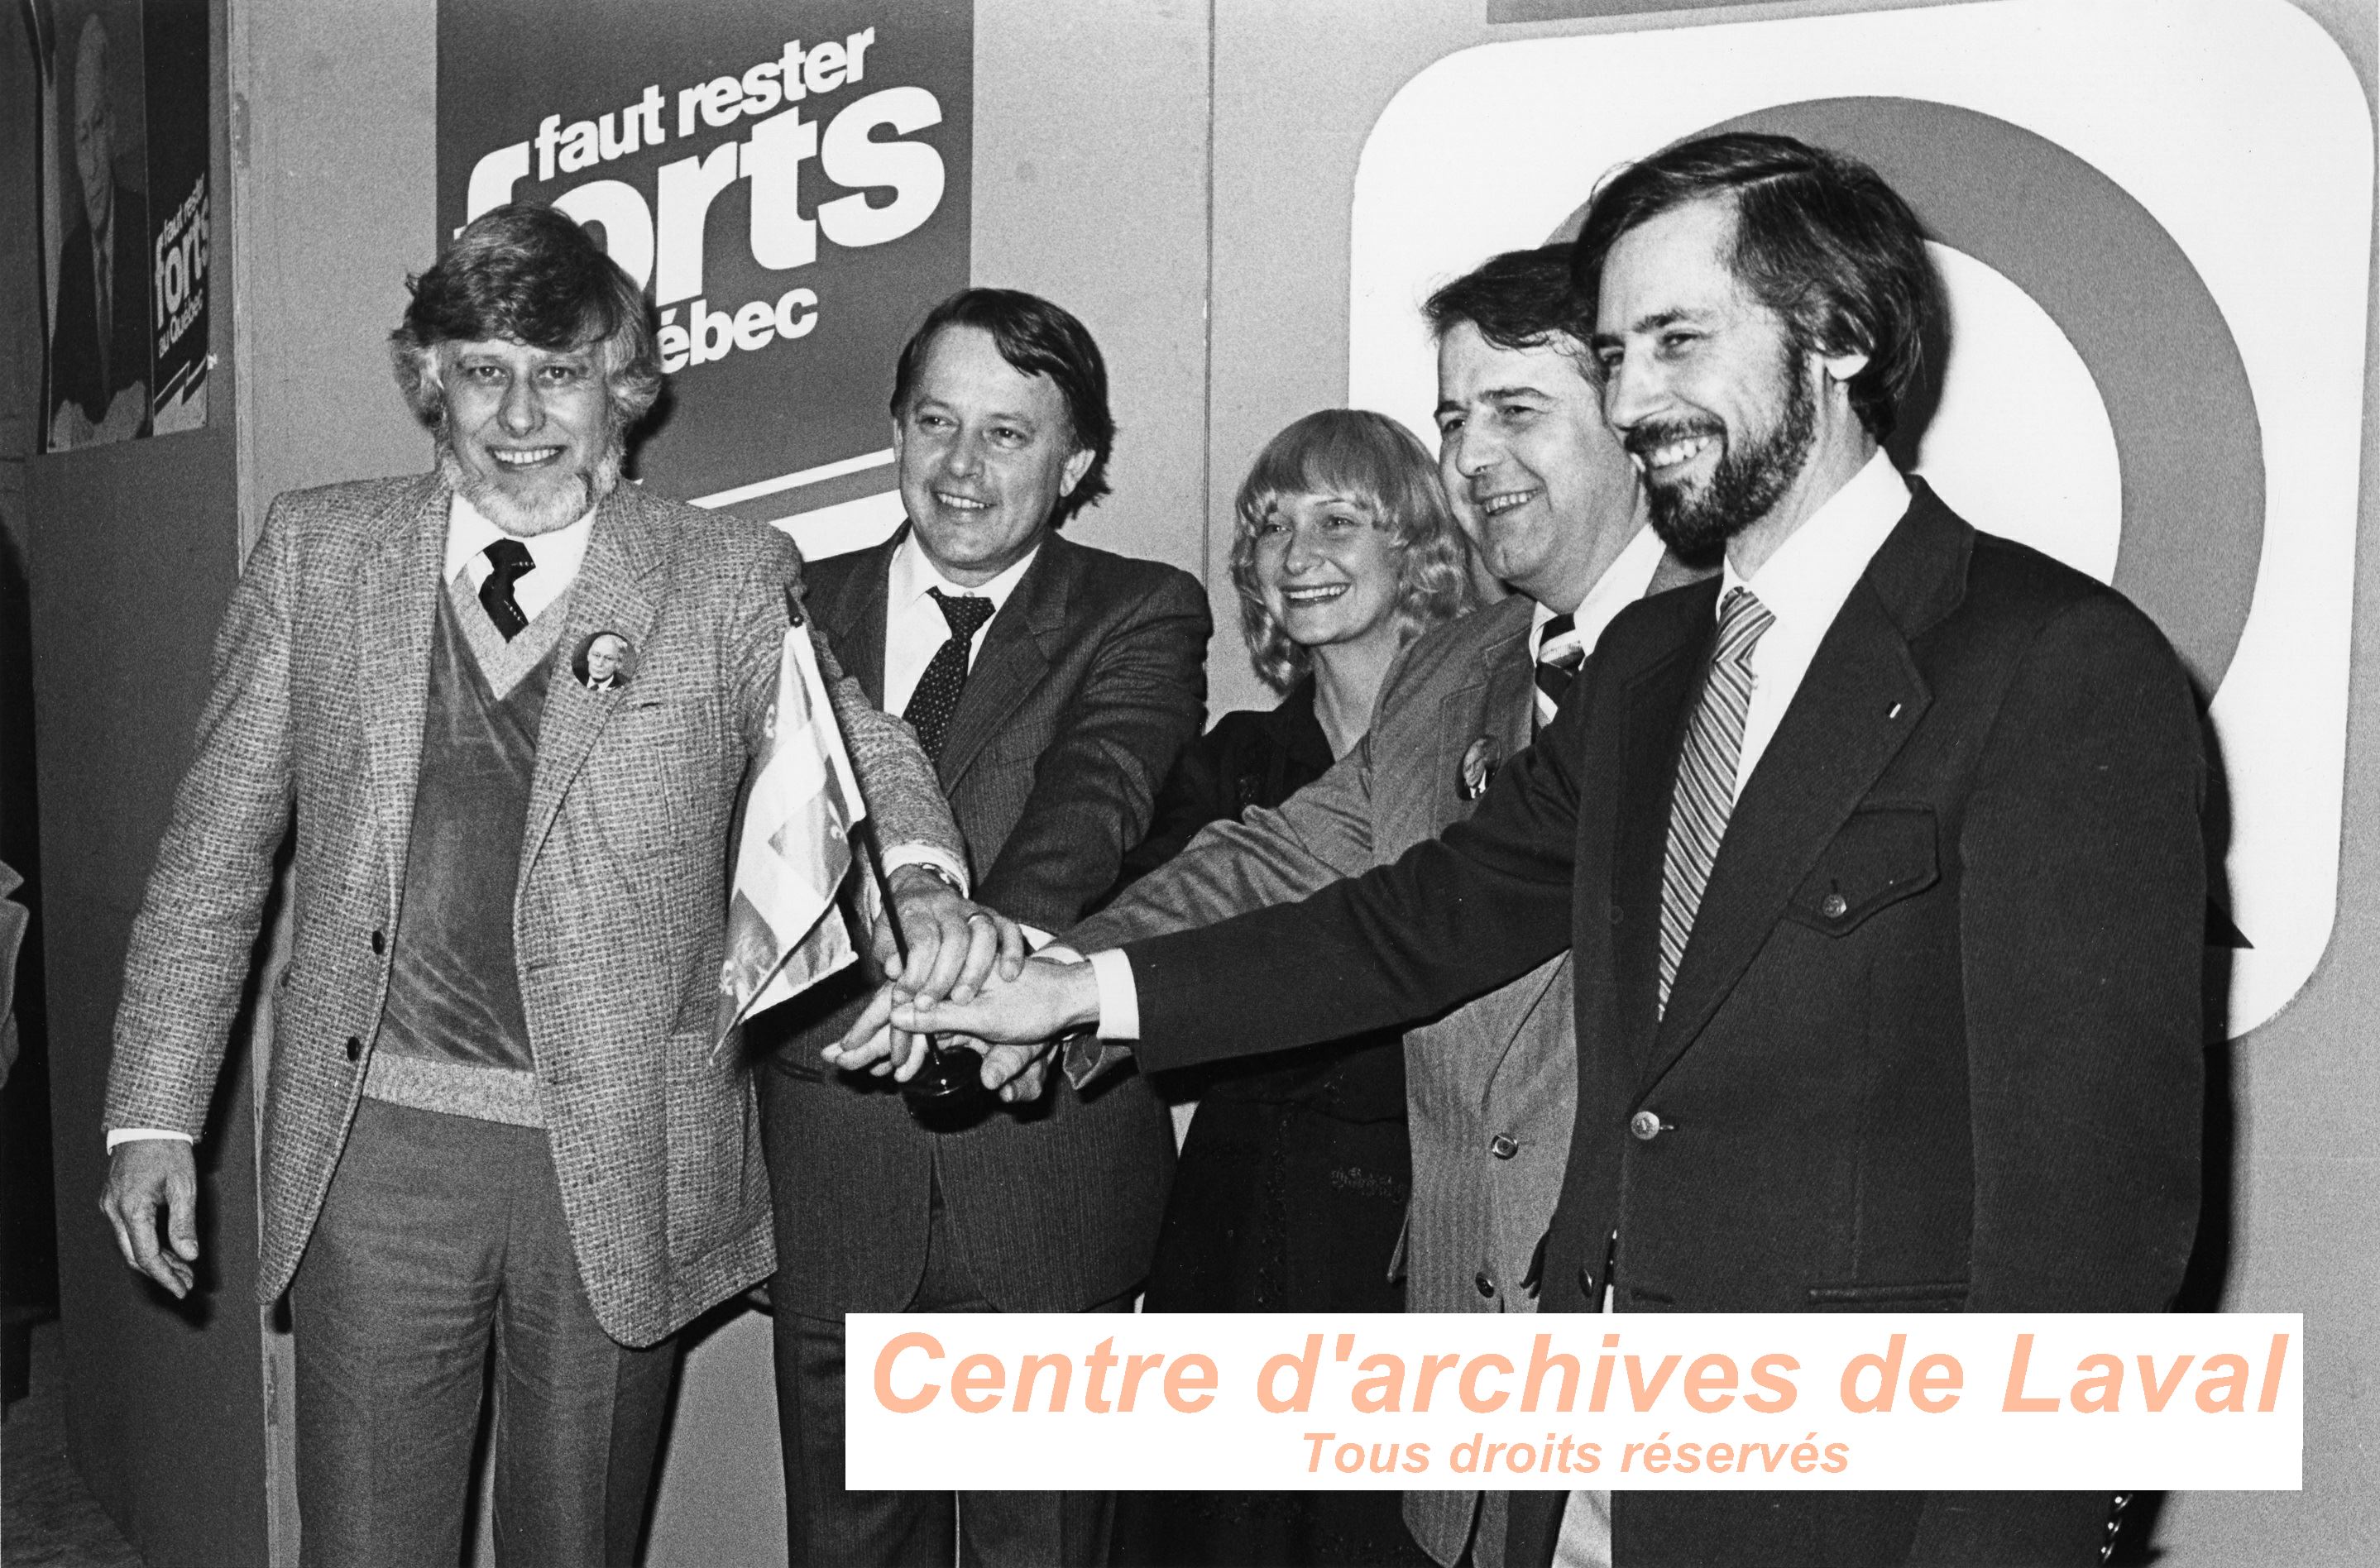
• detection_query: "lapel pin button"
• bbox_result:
[1822,892,1849,920]
[1458,736,1497,801]
[574,631,636,693]
[1886,701,1904,720]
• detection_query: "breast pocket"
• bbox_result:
[1782,805,1938,936]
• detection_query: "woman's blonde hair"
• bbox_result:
[1229,409,1475,693]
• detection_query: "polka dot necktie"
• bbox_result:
[1533,610,1584,733]
[478,539,535,641]
[904,588,997,760]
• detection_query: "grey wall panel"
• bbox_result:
[25,1,269,1560]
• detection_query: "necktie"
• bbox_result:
[478,538,535,641]
[1534,611,1584,732]
[1656,587,1775,1016]
[94,231,112,394]
[904,588,998,760]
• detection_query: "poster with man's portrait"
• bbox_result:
[31,0,210,452]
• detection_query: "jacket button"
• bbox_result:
[345,1035,363,1062]
[1822,892,1849,920]
[1489,1133,1520,1160]
[370,929,385,954]
[1630,1109,1662,1141]
[1474,1270,1495,1298]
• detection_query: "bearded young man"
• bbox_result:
[97,203,994,1566]
[877,133,2208,1568]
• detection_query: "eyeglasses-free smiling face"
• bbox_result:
[436,337,619,538]
[1592,197,1822,562]
[1434,321,1639,610]
[893,325,1095,589]
[1251,491,1405,657]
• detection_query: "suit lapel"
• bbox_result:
[518,485,668,891]
[1643,504,1961,1090]
[355,479,449,906]
[933,535,1068,788]
[824,529,898,710]
[1429,595,1534,837]
[1607,583,1720,1077]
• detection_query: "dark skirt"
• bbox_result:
[1111,1039,1433,1568]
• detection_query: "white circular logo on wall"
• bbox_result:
[1348,0,2373,1042]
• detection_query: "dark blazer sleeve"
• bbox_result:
[1908,592,2204,1562]
[974,564,1209,930]
[1122,655,1590,1073]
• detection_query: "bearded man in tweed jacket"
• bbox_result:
[98,204,992,1566]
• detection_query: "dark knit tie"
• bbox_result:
[478,538,534,641]
[904,588,997,759]
[1656,587,1775,1016]
[1533,611,1584,733]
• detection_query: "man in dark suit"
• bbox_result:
[760,288,1208,1566]
[884,135,2206,1568]
[48,13,151,451]
[1056,246,1703,1568]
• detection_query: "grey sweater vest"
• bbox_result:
[364,578,569,1126]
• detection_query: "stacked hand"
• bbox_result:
[833,949,1104,1105]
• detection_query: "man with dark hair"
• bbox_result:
[1013,246,1700,1568]
[884,132,2207,1567]
[759,285,1209,1566]
[97,203,984,1565]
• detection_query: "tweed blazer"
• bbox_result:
[1118,487,2205,1567]
[104,475,963,1346]
[760,524,1207,1315]
[1067,555,1702,1566]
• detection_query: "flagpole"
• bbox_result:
[786,589,988,1112]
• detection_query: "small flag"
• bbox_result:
[717,610,867,1052]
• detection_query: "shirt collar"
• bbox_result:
[1531,523,1667,657]
[1718,447,1910,629]
[890,526,1042,619]
[443,490,596,585]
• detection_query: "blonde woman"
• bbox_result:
[1112,409,1473,1568]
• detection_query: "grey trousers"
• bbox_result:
[290,1098,675,1567]
[771,1173,1128,1567]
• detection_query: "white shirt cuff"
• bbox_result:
[108,1128,194,1152]
[879,844,970,894]
[1085,949,1140,1040]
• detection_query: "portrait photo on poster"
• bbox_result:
[31,0,212,454]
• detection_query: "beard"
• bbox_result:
[1631,356,1817,567]
[437,426,626,537]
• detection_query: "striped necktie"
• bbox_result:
[1534,612,1583,732]
[1656,587,1775,1016]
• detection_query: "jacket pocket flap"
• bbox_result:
[1807,1279,1970,1310]
[1784,805,1938,935]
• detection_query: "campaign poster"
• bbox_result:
[33,0,211,452]
[437,0,972,554]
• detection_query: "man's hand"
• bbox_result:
[891,954,1103,1047]
[101,1138,199,1298]
[872,866,1027,1006]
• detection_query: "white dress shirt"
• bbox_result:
[1081,519,1672,1041]
[1721,449,1910,801]
[444,491,596,622]
[881,529,1041,719]
[1530,522,1665,667]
